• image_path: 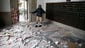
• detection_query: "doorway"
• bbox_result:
[18,0,28,22]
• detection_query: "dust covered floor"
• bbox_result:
[0,21,85,48]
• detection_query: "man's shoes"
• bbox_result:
[35,25,38,27]
[34,22,43,27]
[35,25,42,27]
[39,25,42,27]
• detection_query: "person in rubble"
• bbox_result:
[31,5,46,27]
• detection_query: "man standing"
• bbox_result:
[32,5,45,27]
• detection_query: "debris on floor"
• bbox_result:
[0,22,85,48]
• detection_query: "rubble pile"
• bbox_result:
[0,22,85,48]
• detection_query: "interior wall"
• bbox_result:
[71,0,85,1]
[28,0,37,22]
[37,0,66,21]
[0,0,10,12]
[0,0,2,11]
[10,0,18,9]
[0,12,11,26]
[0,0,12,27]
[37,0,85,11]
[37,0,66,11]
[37,0,85,21]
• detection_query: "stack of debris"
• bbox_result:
[0,22,85,48]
